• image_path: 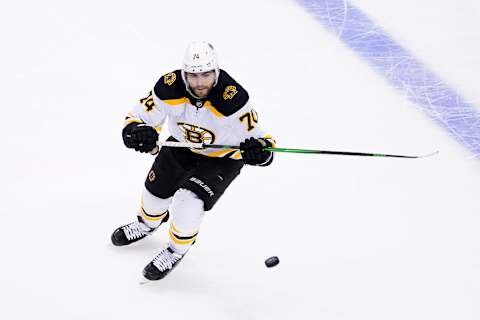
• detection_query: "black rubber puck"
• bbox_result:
[265,256,280,268]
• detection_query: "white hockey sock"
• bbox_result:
[137,186,171,230]
[168,188,205,254]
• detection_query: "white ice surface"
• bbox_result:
[1,0,479,319]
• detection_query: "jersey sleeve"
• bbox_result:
[227,101,276,165]
[229,101,276,146]
[123,90,169,134]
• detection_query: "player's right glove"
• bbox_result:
[122,123,159,153]
[239,137,273,166]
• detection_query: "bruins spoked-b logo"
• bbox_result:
[177,123,215,144]
[148,170,156,182]
[164,72,177,86]
[223,85,238,100]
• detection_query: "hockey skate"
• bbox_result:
[142,246,184,281]
[111,221,156,246]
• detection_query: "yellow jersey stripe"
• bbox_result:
[124,118,143,125]
[160,97,224,117]
[230,151,243,159]
[204,101,224,118]
[190,148,237,158]
[164,97,189,106]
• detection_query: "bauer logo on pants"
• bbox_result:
[189,177,215,197]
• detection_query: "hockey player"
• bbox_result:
[111,42,275,281]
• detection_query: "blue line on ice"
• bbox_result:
[296,0,480,157]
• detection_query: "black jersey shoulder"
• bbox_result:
[153,70,187,100]
[208,69,249,116]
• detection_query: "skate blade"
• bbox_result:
[139,276,155,285]
[139,274,164,285]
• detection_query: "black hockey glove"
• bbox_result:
[122,123,159,153]
[239,137,273,166]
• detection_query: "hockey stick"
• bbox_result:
[152,141,439,159]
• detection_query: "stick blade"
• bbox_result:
[417,150,440,159]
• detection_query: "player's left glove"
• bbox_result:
[239,137,273,166]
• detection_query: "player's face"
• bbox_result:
[185,71,216,98]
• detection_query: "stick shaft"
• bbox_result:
[155,142,438,159]
[207,144,431,158]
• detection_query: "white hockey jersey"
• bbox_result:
[124,69,275,160]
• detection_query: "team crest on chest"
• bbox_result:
[177,122,215,145]
[164,72,177,86]
[223,85,238,100]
